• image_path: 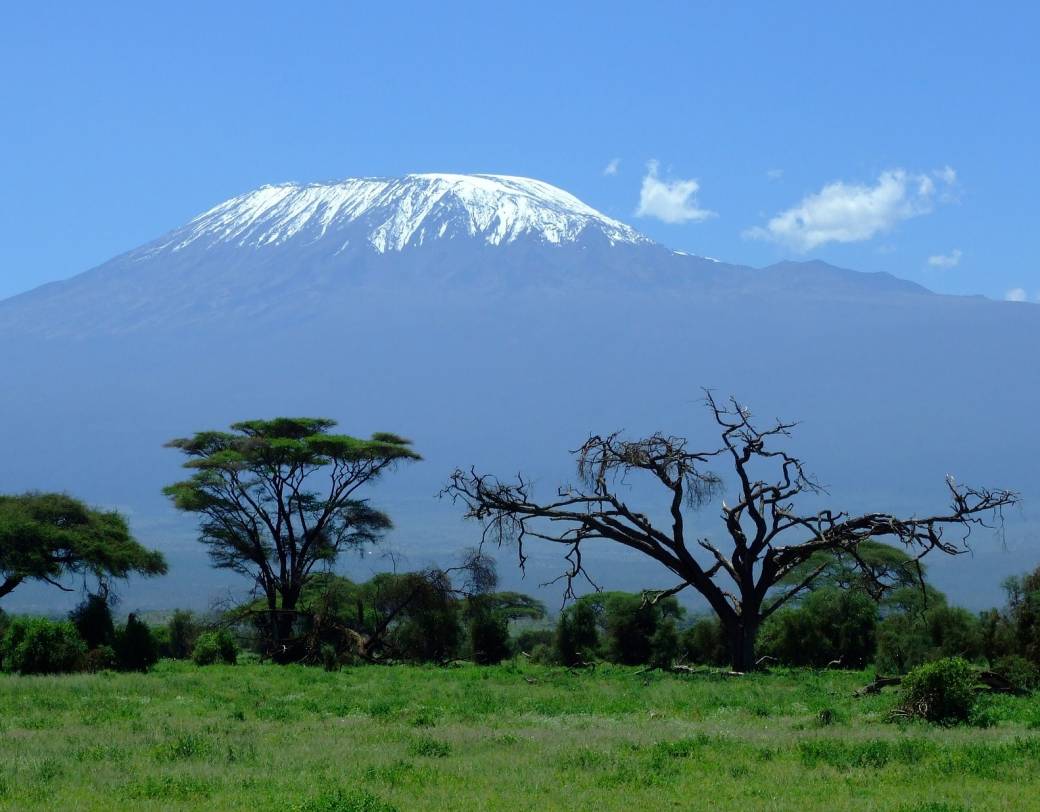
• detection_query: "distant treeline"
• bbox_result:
[2,562,1039,693]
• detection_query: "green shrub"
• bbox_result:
[69,594,116,650]
[166,609,200,659]
[555,600,600,666]
[83,644,118,672]
[758,587,877,668]
[898,657,978,725]
[114,614,159,671]
[0,616,85,674]
[468,606,511,665]
[876,601,983,674]
[993,655,1040,693]
[682,616,728,666]
[192,629,238,665]
[649,618,681,668]
[514,628,553,655]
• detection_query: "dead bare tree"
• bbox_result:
[444,393,1017,672]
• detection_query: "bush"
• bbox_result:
[84,644,118,672]
[993,655,1040,693]
[166,609,200,659]
[69,593,116,650]
[192,629,238,665]
[649,618,681,668]
[513,628,553,655]
[554,601,599,666]
[759,587,877,668]
[468,607,511,665]
[0,616,86,674]
[115,614,159,671]
[898,657,978,725]
[876,603,983,674]
[682,616,728,666]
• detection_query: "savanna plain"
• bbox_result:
[2,662,1038,811]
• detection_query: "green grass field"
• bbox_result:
[1,661,1039,811]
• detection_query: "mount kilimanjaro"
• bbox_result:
[1,173,1036,611]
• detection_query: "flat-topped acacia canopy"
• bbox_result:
[0,492,166,601]
[164,417,420,662]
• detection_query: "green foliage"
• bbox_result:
[0,492,166,601]
[386,573,459,662]
[69,593,116,650]
[83,645,118,672]
[192,630,239,665]
[993,655,1040,693]
[466,597,511,665]
[997,567,1040,666]
[166,609,200,659]
[478,591,546,622]
[0,616,85,674]
[555,600,600,665]
[553,591,683,666]
[899,657,978,725]
[875,594,983,674]
[649,618,681,669]
[513,627,553,655]
[759,587,878,668]
[682,616,728,666]
[778,540,920,596]
[979,607,1017,663]
[114,614,159,672]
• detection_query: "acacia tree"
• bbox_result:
[0,492,166,601]
[445,395,1017,671]
[164,418,419,659]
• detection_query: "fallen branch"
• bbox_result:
[853,676,902,697]
[854,670,1024,698]
[978,670,1023,695]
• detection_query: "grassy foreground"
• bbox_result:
[1,662,1039,811]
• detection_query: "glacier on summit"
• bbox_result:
[143,173,651,257]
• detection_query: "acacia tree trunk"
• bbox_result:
[725,614,761,672]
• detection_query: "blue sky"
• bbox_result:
[1,1,1036,301]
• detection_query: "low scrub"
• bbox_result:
[0,617,86,675]
[192,629,239,665]
[897,657,978,725]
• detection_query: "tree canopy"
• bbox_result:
[164,417,420,660]
[0,492,166,601]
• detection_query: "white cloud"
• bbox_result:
[766,168,784,181]
[602,158,620,177]
[745,167,957,252]
[1006,288,1028,302]
[927,248,962,269]
[635,160,715,224]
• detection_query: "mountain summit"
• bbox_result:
[140,173,651,258]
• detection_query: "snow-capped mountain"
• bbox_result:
[141,174,651,257]
[1,172,1037,613]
